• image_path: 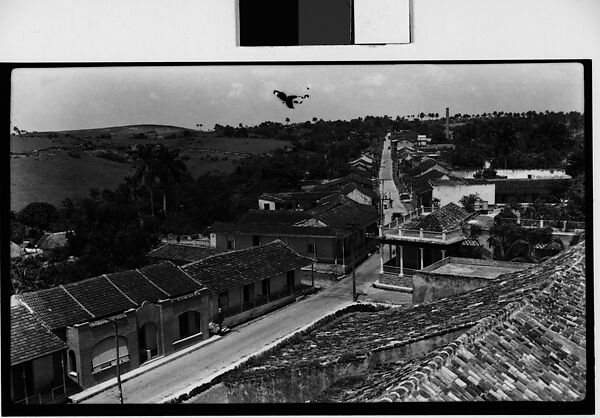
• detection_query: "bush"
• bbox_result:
[68,150,81,159]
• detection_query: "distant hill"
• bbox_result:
[11,125,290,211]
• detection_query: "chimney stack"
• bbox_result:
[445,107,450,140]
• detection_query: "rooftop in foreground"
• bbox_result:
[203,241,586,403]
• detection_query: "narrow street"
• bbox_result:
[81,251,406,404]
[379,132,408,224]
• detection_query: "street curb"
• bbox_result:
[373,280,413,293]
[71,335,222,403]
[159,301,355,404]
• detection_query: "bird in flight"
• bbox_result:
[273,89,310,109]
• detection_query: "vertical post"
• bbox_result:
[540,219,544,228]
[399,245,404,277]
[419,247,424,270]
[419,228,424,239]
[442,229,447,241]
[441,249,447,259]
[352,232,357,302]
[113,321,123,405]
[60,354,67,397]
[22,369,28,405]
[311,262,315,288]
[379,243,384,274]
[563,220,567,232]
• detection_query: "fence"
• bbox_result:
[382,265,418,277]
[14,385,66,405]
[498,217,585,232]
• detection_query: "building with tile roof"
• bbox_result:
[146,243,227,265]
[188,242,587,404]
[183,240,313,327]
[10,304,72,404]
[490,178,572,204]
[378,203,475,277]
[15,261,212,391]
[209,199,379,274]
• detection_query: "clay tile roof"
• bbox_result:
[183,240,313,293]
[403,203,471,232]
[105,269,169,305]
[239,210,311,225]
[11,304,68,365]
[62,275,137,318]
[18,286,94,330]
[146,243,226,264]
[138,261,203,297]
[220,242,586,403]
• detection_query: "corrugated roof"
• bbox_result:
[183,240,313,293]
[11,304,68,365]
[146,243,227,263]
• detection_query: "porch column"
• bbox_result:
[441,249,446,259]
[419,247,424,270]
[379,244,384,274]
[399,245,404,277]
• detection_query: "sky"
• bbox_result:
[10,63,584,132]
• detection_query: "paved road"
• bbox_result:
[379,133,408,225]
[83,252,384,403]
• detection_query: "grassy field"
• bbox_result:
[10,126,290,211]
[10,151,135,211]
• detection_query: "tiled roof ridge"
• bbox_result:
[146,243,169,254]
[174,263,207,290]
[104,273,139,306]
[374,246,586,402]
[136,267,170,297]
[59,284,94,317]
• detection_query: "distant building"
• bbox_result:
[209,199,379,274]
[490,178,572,204]
[452,167,571,180]
[146,243,228,265]
[430,178,495,208]
[35,231,70,255]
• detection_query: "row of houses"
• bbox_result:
[10,240,313,403]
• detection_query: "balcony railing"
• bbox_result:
[381,225,464,242]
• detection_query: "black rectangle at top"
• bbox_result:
[239,0,299,46]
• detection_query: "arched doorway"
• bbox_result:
[139,322,159,364]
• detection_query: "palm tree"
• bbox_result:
[134,144,159,217]
[285,117,290,125]
[154,144,187,215]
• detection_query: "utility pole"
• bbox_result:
[111,320,124,404]
[348,222,360,302]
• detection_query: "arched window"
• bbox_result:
[178,311,201,339]
[91,336,130,373]
[68,350,77,375]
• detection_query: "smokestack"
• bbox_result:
[445,107,450,140]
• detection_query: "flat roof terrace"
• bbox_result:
[422,257,533,279]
